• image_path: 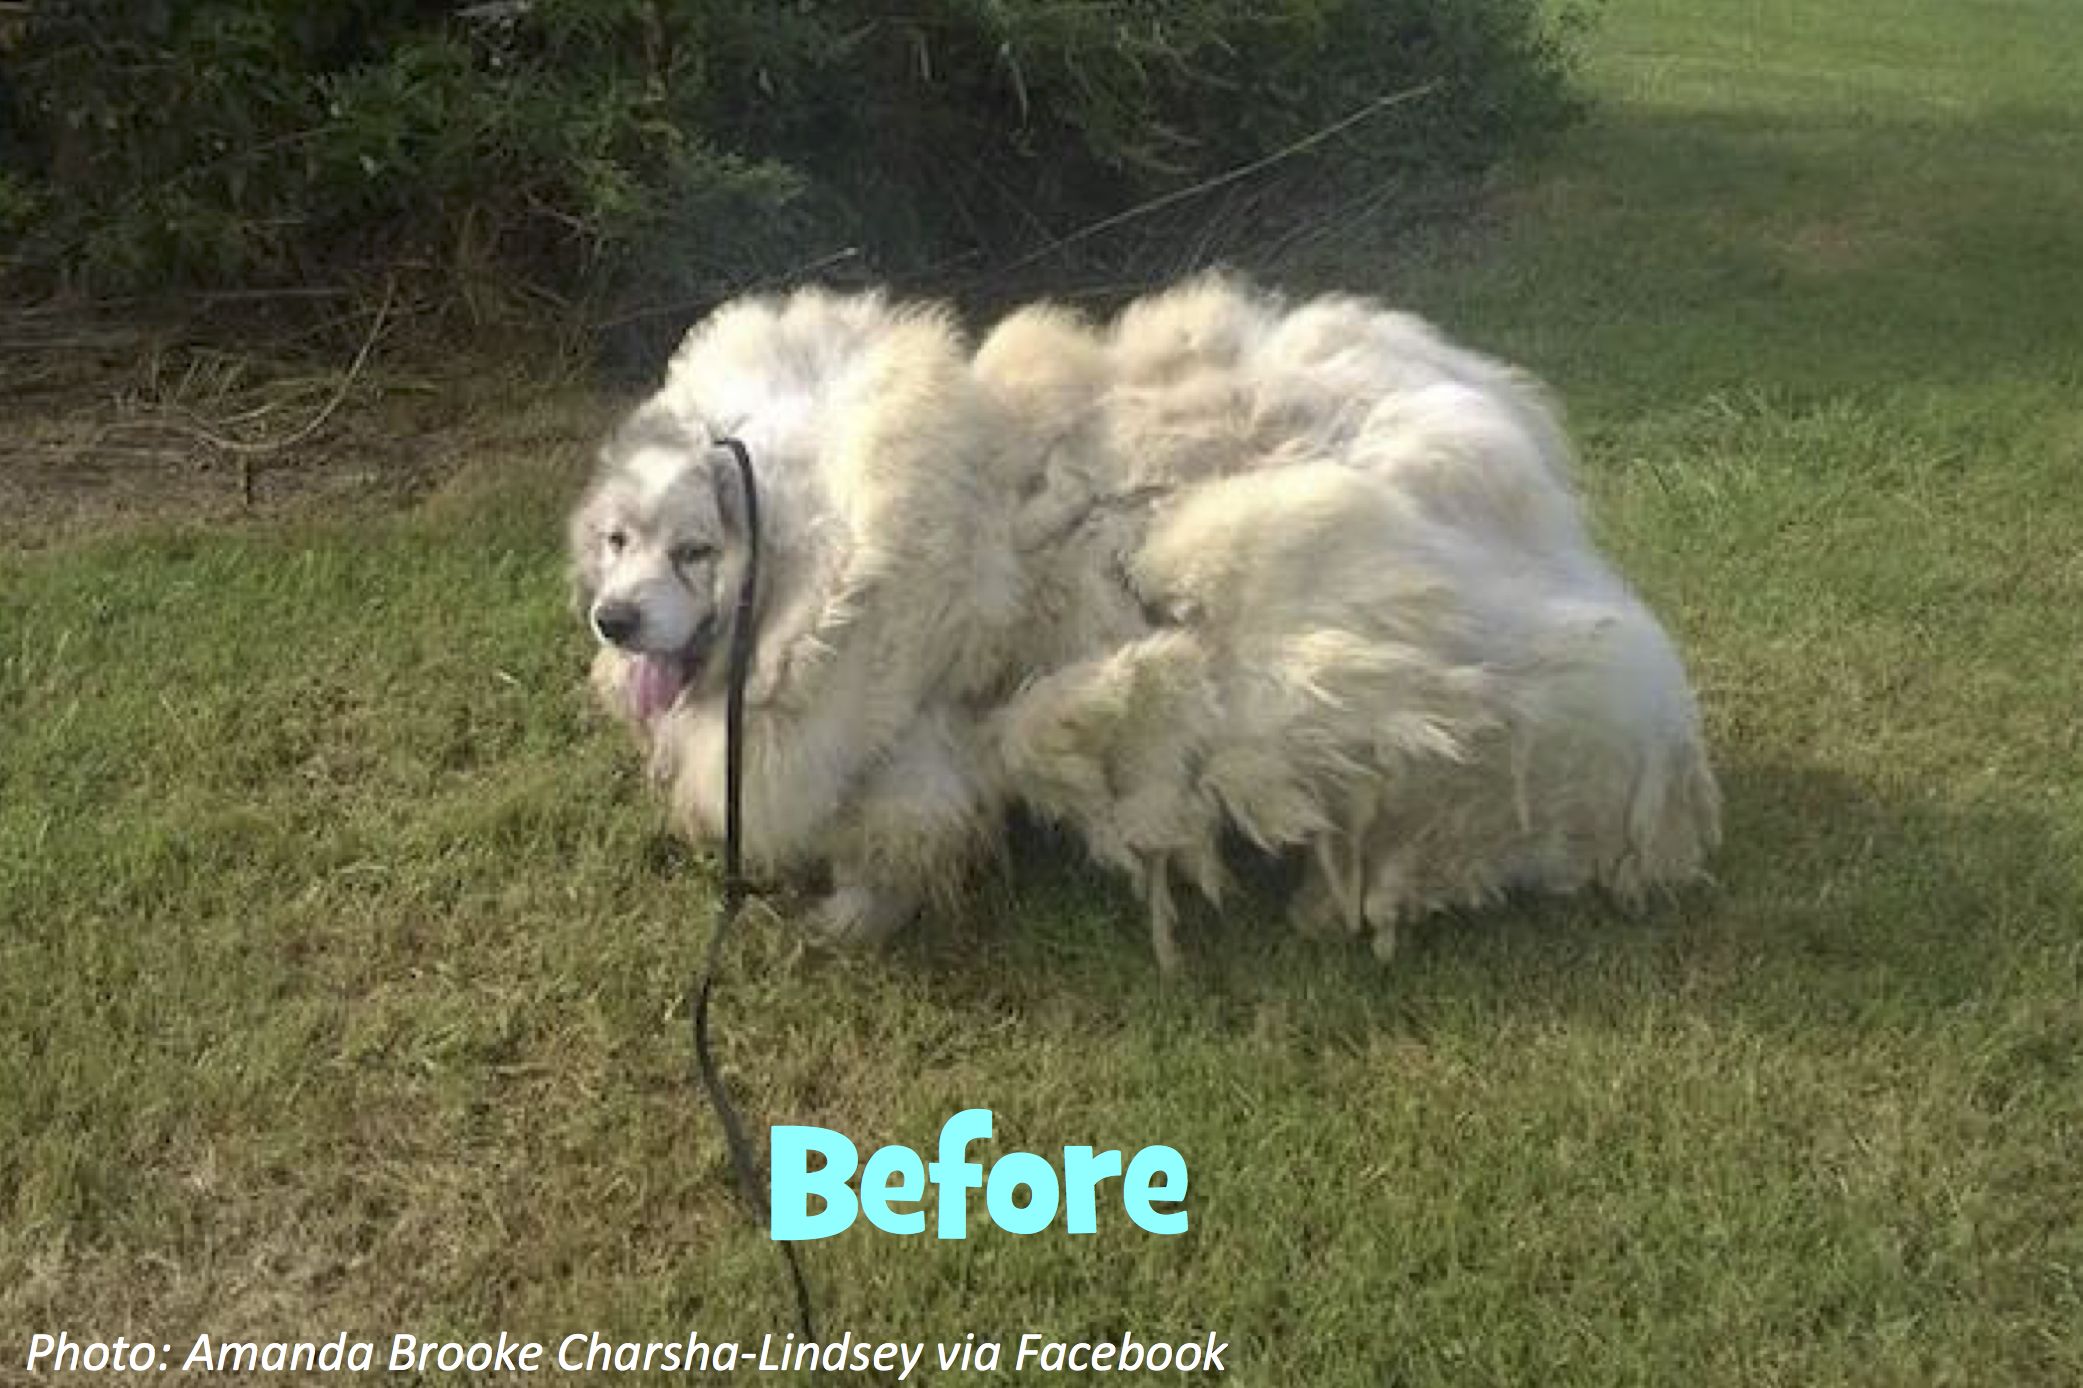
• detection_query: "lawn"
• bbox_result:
[5,0,2081,1383]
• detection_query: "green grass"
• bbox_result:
[6,1,2083,1382]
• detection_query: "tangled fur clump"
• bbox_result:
[569,276,1719,968]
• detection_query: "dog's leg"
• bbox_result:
[1289,837,1355,939]
[1368,907,1400,964]
[1342,793,1378,934]
[1286,865,1340,939]
[1147,855,1184,976]
[1364,853,1412,964]
[1291,793,1377,940]
[799,709,991,950]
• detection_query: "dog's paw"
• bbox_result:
[799,884,917,948]
[1369,917,1400,965]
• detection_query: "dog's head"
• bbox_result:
[569,405,751,722]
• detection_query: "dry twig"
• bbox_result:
[167,279,395,460]
[999,80,1442,274]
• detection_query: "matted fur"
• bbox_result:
[572,275,1720,965]
[985,277,1717,963]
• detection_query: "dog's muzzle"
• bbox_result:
[607,615,718,722]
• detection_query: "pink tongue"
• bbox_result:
[628,654,689,721]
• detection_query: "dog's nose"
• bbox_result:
[592,600,642,647]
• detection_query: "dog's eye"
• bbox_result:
[669,542,716,568]
[604,528,628,555]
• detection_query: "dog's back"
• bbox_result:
[990,278,1720,961]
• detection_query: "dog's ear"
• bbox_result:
[566,487,605,620]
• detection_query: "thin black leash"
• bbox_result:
[692,435,818,1342]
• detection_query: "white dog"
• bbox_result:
[571,277,1720,967]
[570,290,1026,942]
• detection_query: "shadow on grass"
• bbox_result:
[875,753,2072,1052]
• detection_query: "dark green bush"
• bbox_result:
[0,0,1582,317]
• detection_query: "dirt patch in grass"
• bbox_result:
[0,307,617,550]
